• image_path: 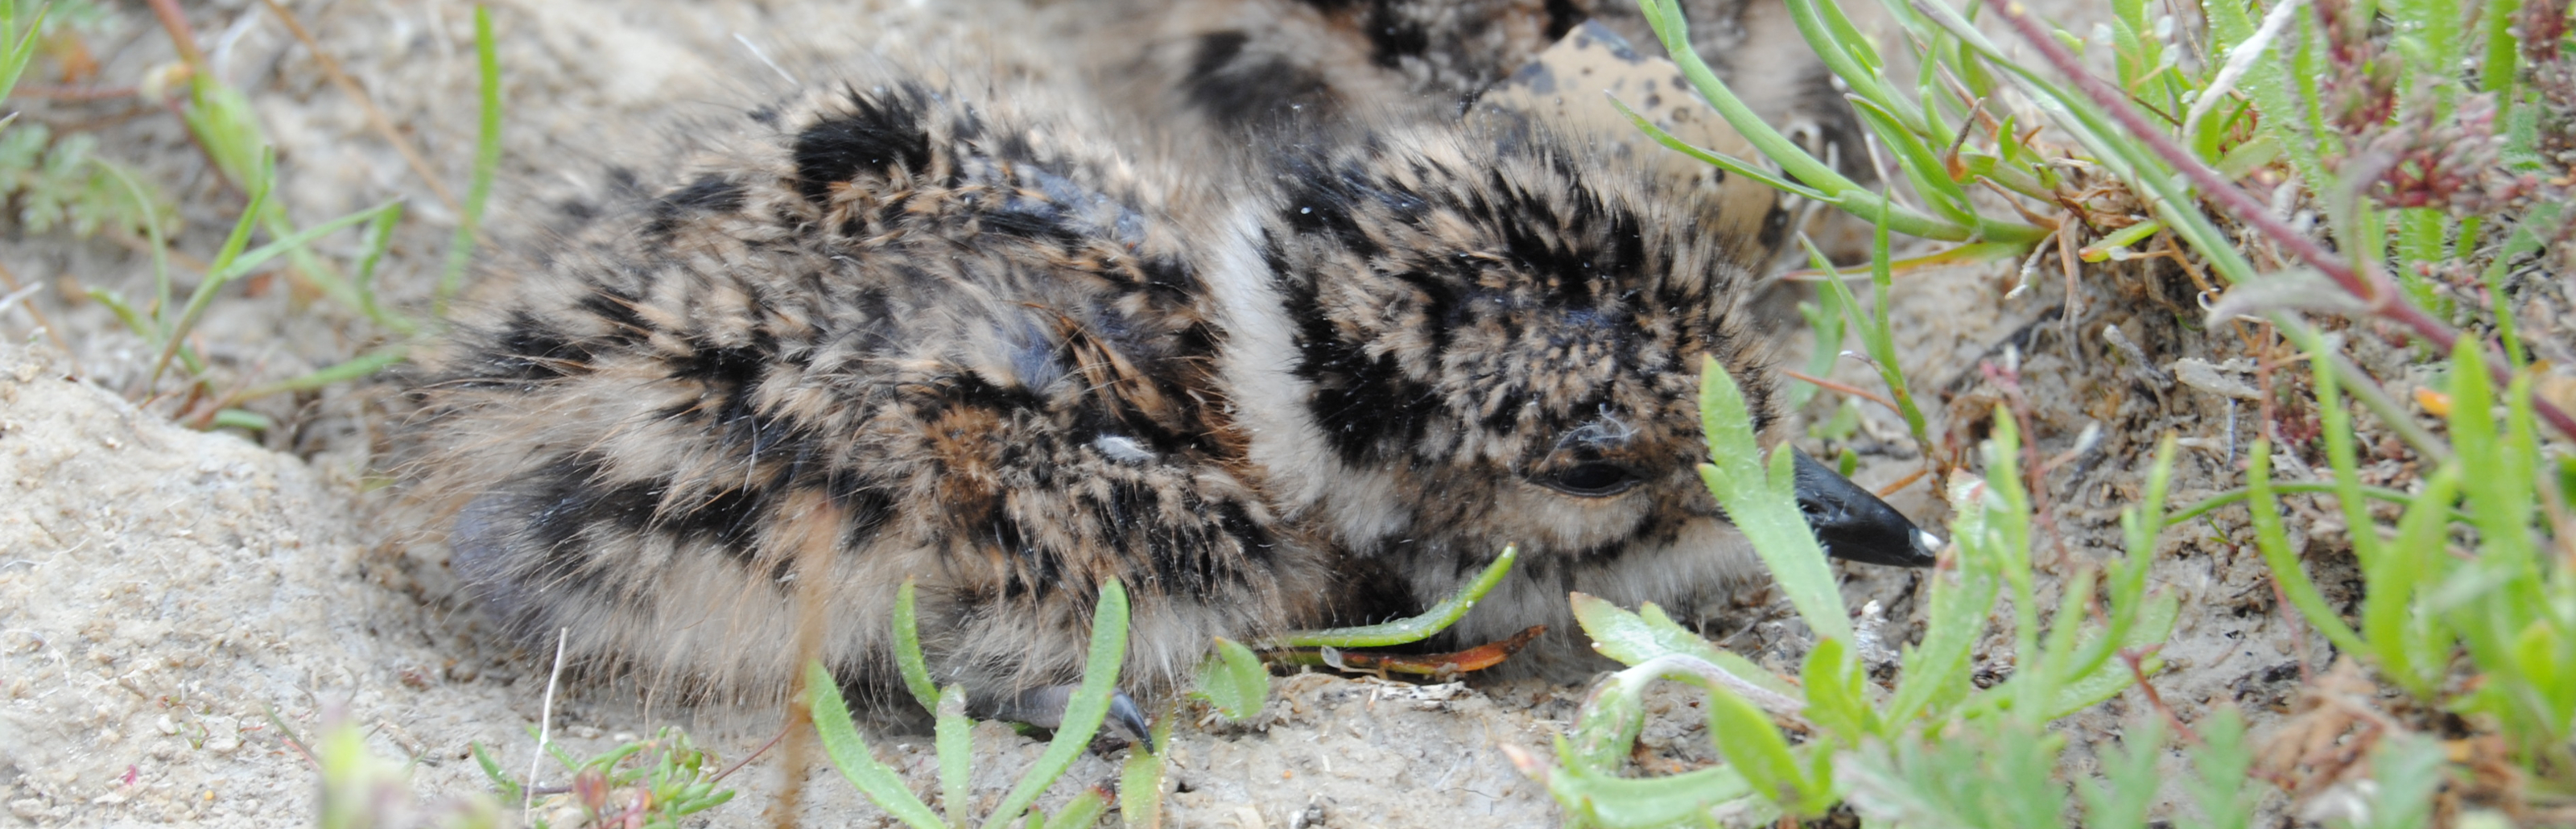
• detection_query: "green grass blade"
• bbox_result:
[469,742,524,803]
[208,408,275,432]
[2046,600,2177,720]
[440,2,504,309]
[1790,290,1849,412]
[0,4,42,104]
[349,198,412,333]
[895,579,941,713]
[2401,465,2468,611]
[226,345,407,400]
[2210,130,2281,180]
[84,288,153,346]
[1799,226,1928,455]
[217,199,403,284]
[804,660,946,829]
[1971,408,2044,722]
[2449,339,2538,571]
[1563,662,1653,770]
[1275,546,1516,647]
[150,150,276,386]
[1912,0,2275,286]
[181,74,269,192]
[2310,348,2436,699]
[1888,473,2004,724]
[2123,434,2179,572]
[2363,734,2447,829]
[2012,566,2095,723]
[2079,219,2164,262]
[984,579,1130,829]
[152,196,404,390]
[2480,0,2525,90]
[1861,203,1927,443]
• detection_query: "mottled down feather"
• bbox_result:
[411,81,1324,706]
[410,69,1798,705]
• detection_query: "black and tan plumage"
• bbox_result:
[413,81,1323,719]
[408,51,1932,725]
[1075,0,1875,180]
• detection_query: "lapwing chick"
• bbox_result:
[411,80,1321,736]
[1209,120,1935,678]
[408,73,1934,726]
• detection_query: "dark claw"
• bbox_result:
[1105,693,1154,752]
[1790,450,1941,568]
[992,685,1154,752]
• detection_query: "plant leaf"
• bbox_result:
[1189,637,1269,721]
[805,660,946,829]
[1568,592,1799,697]
[895,579,940,713]
[985,579,1131,828]
[1277,546,1517,647]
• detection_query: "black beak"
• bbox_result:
[1791,450,1941,567]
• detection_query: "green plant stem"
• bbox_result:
[1272,546,1517,648]
[935,686,972,829]
[2247,439,2372,658]
[2164,481,2470,526]
[2078,220,2163,261]
[1632,0,2046,245]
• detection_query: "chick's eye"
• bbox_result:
[1537,463,1643,497]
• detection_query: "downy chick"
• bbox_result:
[408,71,1932,725]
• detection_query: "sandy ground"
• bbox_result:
[0,0,2401,825]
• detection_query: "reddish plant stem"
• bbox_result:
[142,0,206,69]
[1992,2,2576,439]
[1783,368,1901,412]
[2120,646,2200,747]
[1872,466,1930,498]
[9,85,138,100]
